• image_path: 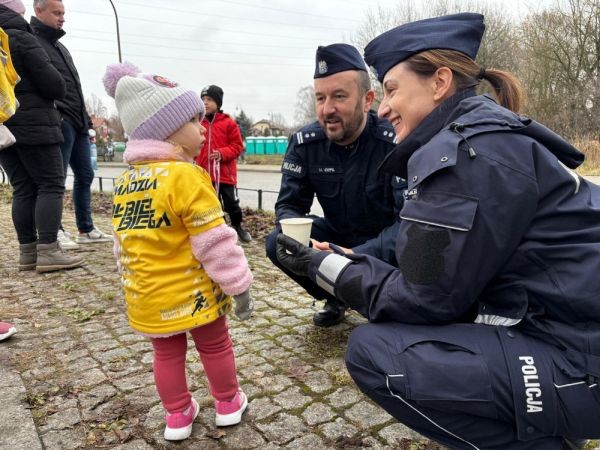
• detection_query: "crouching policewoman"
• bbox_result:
[276,12,600,450]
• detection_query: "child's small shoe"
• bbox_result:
[164,397,199,441]
[215,389,247,426]
[0,321,16,342]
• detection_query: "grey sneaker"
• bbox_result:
[57,229,79,250]
[76,227,113,244]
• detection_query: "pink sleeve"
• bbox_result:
[189,224,253,295]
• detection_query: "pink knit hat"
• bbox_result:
[0,0,25,14]
[102,62,204,141]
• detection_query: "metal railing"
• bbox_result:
[0,167,279,211]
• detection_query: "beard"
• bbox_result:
[320,101,365,145]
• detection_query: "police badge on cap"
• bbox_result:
[314,43,368,79]
[364,13,485,82]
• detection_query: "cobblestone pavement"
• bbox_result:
[0,200,434,450]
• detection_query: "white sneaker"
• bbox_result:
[57,229,79,250]
[76,227,113,244]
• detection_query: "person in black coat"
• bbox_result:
[32,0,112,248]
[0,0,83,272]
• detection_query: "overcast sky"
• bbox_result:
[25,0,554,126]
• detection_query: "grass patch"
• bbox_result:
[303,327,350,360]
[244,154,283,166]
[575,139,600,175]
[49,307,105,323]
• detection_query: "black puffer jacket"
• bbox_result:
[0,6,65,145]
[30,16,90,132]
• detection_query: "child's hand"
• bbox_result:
[233,290,253,321]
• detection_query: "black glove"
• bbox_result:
[276,233,318,277]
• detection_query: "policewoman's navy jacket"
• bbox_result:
[275,111,405,257]
[309,92,600,378]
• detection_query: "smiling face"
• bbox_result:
[314,70,374,146]
[377,62,442,143]
[166,115,206,160]
[35,0,65,30]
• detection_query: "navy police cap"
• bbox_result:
[364,13,485,82]
[314,43,367,79]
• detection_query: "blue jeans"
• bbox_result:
[61,120,94,233]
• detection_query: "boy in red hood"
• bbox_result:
[194,85,252,243]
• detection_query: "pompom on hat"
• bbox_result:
[102,62,204,141]
[0,0,25,15]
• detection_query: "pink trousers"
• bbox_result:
[150,316,239,413]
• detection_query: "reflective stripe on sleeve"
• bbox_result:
[315,253,352,296]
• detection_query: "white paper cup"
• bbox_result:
[280,218,313,247]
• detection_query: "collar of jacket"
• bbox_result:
[380,88,476,179]
[30,16,65,42]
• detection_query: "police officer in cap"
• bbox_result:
[265,43,405,327]
[275,13,599,449]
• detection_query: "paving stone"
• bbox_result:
[272,386,312,409]
[255,413,307,444]
[111,371,155,392]
[111,439,155,450]
[70,367,108,389]
[304,369,334,394]
[345,401,394,428]
[325,386,364,408]
[221,423,266,449]
[285,433,326,449]
[253,374,293,393]
[318,417,358,440]
[40,428,85,449]
[247,396,282,420]
[302,402,336,426]
[379,422,426,446]
[42,407,82,431]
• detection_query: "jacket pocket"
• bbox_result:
[390,327,498,419]
[400,190,478,231]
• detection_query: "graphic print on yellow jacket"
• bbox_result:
[113,147,252,336]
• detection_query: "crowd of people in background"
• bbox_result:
[0,2,598,449]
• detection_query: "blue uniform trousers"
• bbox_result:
[266,217,370,303]
[346,322,600,449]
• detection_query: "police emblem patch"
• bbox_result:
[318,60,328,74]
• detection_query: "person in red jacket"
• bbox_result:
[195,85,252,243]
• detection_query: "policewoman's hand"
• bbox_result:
[276,233,317,277]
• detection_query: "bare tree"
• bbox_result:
[521,0,599,138]
[350,1,520,103]
[85,93,108,119]
[106,114,125,142]
[293,85,316,128]
[270,112,289,136]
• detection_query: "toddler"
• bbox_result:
[103,62,253,441]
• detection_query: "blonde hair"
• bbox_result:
[405,49,524,113]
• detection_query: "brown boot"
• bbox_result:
[36,242,84,273]
[19,242,37,271]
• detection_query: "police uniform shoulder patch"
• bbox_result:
[293,122,326,146]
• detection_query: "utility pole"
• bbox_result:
[108,0,122,62]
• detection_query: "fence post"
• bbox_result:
[99,177,103,192]
[258,189,263,210]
